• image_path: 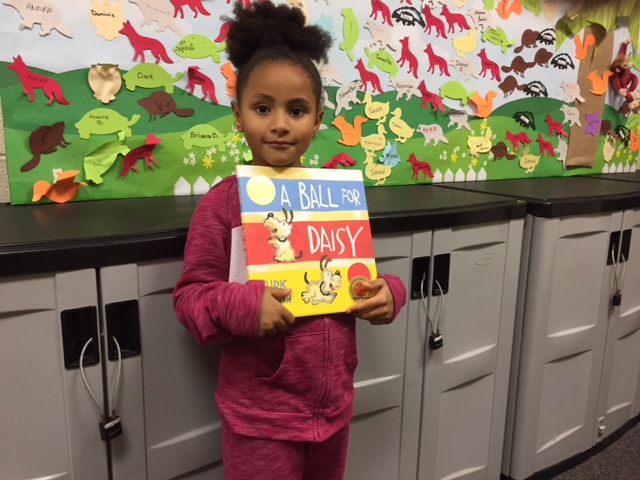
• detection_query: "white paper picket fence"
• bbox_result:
[174,176,223,196]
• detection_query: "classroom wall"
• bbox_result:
[0,102,9,203]
[0,1,637,206]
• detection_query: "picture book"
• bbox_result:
[235,165,377,318]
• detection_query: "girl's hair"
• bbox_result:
[223,1,333,106]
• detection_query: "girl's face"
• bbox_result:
[232,61,324,168]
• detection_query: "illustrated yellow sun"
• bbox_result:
[246,175,276,205]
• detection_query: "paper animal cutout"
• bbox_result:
[287,0,311,25]
[120,21,173,63]
[363,93,390,124]
[482,26,515,53]
[360,124,388,154]
[532,48,552,67]
[513,111,536,129]
[181,124,233,150]
[449,57,480,80]
[340,8,360,61]
[469,90,498,118]
[363,151,392,185]
[89,0,125,40]
[574,33,596,60]
[88,63,122,104]
[174,34,226,62]
[505,130,532,150]
[467,127,493,157]
[519,147,540,173]
[453,29,479,57]
[398,36,419,78]
[186,66,219,103]
[584,112,602,136]
[33,170,86,203]
[523,80,548,97]
[514,29,539,53]
[75,108,141,139]
[440,80,473,105]
[537,134,555,157]
[220,62,238,98]
[521,0,542,14]
[355,59,384,93]
[364,18,397,51]
[560,104,581,126]
[467,8,492,30]
[316,60,343,86]
[448,109,471,131]
[3,0,73,37]
[122,63,183,92]
[550,53,575,70]
[501,55,535,77]
[545,113,568,136]
[542,0,559,20]
[424,44,450,76]
[120,134,162,177]
[629,130,640,152]
[332,115,368,146]
[407,153,434,180]
[478,48,501,80]
[389,108,415,143]
[129,0,182,35]
[491,142,516,160]
[138,91,195,120]
[370,0,393,26]
[84,138,131,184]
[441,5,470,32]
[364,47,399,77]
[537,28,555,45]
[388,77,420,100]
[587,69,613,95]
[381,142,401,167]
[334,80,363,115]
[556,137,568,167]
[560,81,585,103]
[22,122,70,172]
[8,55,70,105]
[497,0,523,19]
[418,80,446,112]
[392,7,424,28]
[417,123,449,146]
[171,0,210,18]
[498,75,526,97]
[422,5,447,38]
[603,135,616,162]
[322,152,358,169]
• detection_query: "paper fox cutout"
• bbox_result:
[187,66,219,103]
[8,55,70,105]
[119,21,173,64]
[171,0,210,18]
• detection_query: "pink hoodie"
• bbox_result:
[174,176,406,442]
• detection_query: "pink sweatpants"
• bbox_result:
[222,420,350,480]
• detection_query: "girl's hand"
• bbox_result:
[346,278,395,325]
[258,287,296,336]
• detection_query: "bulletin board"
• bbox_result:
[0,0,639,205]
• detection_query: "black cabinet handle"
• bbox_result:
[61,306,100,370]
[105,300,141,361]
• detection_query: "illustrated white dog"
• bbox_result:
[263,208,303,262]
[301,255,343,305]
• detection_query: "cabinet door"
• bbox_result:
[507,214,615,479]
[0,270,108,480]
[418,220,522,480]
[345,233,411,480]
[101,261,224,480]
[596,208,640,440]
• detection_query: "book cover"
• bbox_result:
[236,165,377,317]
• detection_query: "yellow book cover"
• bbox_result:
[236,165,378,317]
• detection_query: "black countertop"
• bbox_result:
[0,185,527,277]
[437,176,640,218]
[592,171,640,184]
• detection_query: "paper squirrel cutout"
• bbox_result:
[33,170,86,203]
[610,39,638,104]
[3,0,73,37]
[22,122,71,172]
[8,55,70,105]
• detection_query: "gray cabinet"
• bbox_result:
[400,218,524,480]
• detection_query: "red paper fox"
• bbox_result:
[119,21,173,64]
[8,55,70,105]
[186,66,219,104]
[171,0,211,18]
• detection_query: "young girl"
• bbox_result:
[173,2,407,479]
